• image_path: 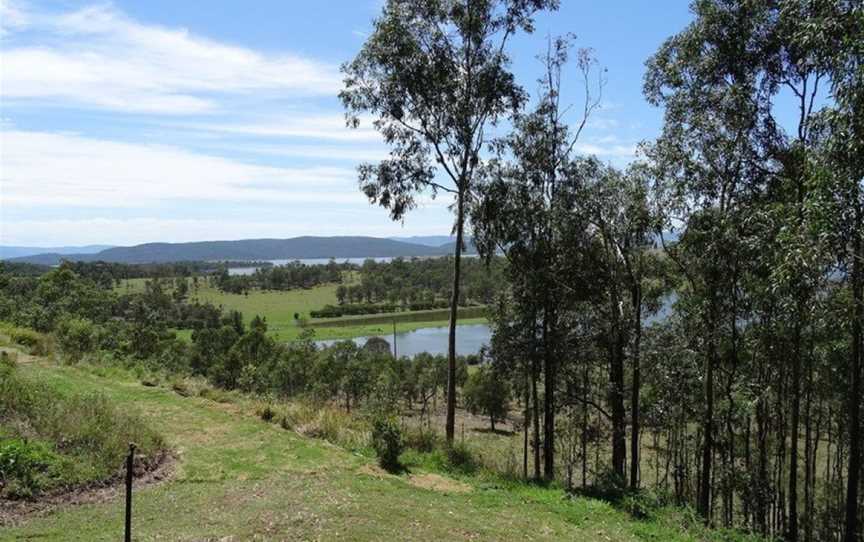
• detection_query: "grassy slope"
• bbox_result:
[120,279,487,341]
[3,360,747,541]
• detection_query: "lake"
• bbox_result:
[227,254,480,275]
[315,323,491,358]
[228,256,398,275]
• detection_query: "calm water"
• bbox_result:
[228,257,397,275]
[226,254,480,275]
[315,323,491,358]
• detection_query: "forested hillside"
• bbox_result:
[8,236,474,265]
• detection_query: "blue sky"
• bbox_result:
[0,0,694,247]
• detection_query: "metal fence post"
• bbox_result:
[125,443,135,542]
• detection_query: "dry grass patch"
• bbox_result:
[407,473,472,494]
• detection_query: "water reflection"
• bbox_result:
[315,323,491,358]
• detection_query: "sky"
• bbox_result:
[0,0,695,247]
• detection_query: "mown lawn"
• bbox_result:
[3,359,759,541]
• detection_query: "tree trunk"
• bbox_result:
[630,285,642,489]
[445,190,465,444]
[788,296,804,542]
[844,206,862,542]
[532,359,541,480]
[699,292,718,522]
[611,317,627,480]
[543,304,556,481]
[582,362,589,488]
[524,376,530,481]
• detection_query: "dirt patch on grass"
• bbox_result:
[357,463,398,480]
[0,346,37,364]
[407,473,472,494]
[0,450,176,527]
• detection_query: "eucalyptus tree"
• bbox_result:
[340,0,557,442]
[473,36,603,479]
[579,163,664,487]
[802,3,864,539]
[644,2,841,530]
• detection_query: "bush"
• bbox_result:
[278,414,294,430]
[371,415,404,472]
[445,441,476,473]
[0,438,61,499]
[258,404,275,422]
[621,492,660,520]
[0,324,51,356]
[583,468,629,502]
[54,317,96,362]
[403,425,438,453]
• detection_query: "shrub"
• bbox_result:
[445,441,476,473]
[258,404,275,422]
[371,415,403,472]
[583,468,629,502]
[278,414,294,430]
[171,378,190,397]
[54,317,96,362]
[0,438,60,499]
[621,492,660,520]
[0,324,50,356]
[403,425,438,453]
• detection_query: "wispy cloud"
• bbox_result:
[1,130,367,208]
[184,114,381,142]
[0,2,341,113]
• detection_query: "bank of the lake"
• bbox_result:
[316,322,491,357]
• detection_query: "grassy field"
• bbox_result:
[119,279,488,341]
[2,356,759,541]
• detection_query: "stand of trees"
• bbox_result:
[335,256,504,309]
[213,260,344,294]
[463,2,861,541]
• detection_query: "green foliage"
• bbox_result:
[0,364,165,497]
[444,441,476,474]
[54,316,97,362]
[258,404,275,423]
[0,438,62,499]
[463,365,510,431]
[0,323,51,355]
[402,425,438,453]
[370,415,404,472]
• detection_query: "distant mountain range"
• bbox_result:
[0,245,115,260]
[6,236,479,265]
[388,235,455,247]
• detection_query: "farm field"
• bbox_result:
[1,353,757,542]
[118,278,488,341]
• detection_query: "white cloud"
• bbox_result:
[185,114,381,142]
[0,130,368,208]
[208,142,389,162]
[0,3,341,113]
[574,142,638,160]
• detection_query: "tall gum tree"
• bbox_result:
[340,0,557,442]
[472,36,602,479]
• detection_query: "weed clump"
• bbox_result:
[445,441,476,474]
[403,425,438,453]
[258,404,275,422]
